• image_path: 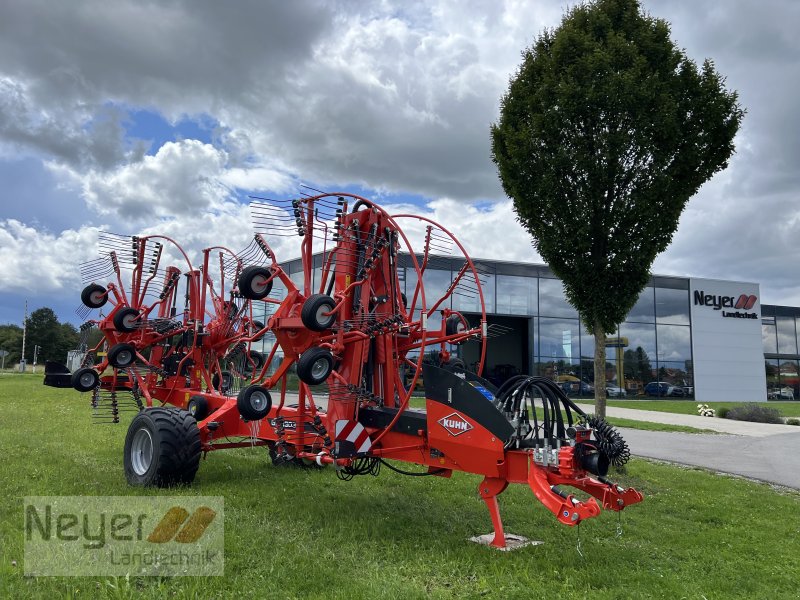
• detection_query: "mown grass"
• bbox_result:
[606,399,800,417]
[0,373,799,599]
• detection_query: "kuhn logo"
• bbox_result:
[438,412,473,437]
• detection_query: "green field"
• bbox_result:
[606,399,800,417]
[1,374,798,599]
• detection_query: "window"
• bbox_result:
[496,275,537,315]
[777,316,798,355]
[656,324,692,362]
[539,278,578,318]
[762,317,778,354]
[655,287,690,325]
[626,287,656,323]
[539,318,580,361]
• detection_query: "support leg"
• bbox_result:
[478,477,509,548]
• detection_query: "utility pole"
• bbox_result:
[20,300,28,373]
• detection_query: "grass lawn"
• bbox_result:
[1,373,798,599]
[606,399,800,417]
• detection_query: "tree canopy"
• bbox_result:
[491,0,743,415]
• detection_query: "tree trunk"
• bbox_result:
[593,320,607,419]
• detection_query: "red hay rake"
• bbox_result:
[45,193,641,549]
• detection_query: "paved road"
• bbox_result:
[574,402,800,488]
[618,428,800,489]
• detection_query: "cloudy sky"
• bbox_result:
[1,0,798,327]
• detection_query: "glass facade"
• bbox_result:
[280,252,800,400]
[762,307,800,400]
[392,256,695,397]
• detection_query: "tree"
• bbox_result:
[491,0,743,417]
[25,308,80,364]
[0,324,23,366]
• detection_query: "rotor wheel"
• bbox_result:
[108,343,136,368]
[123,407,202,486]
[237,385,272,421]
[296,347,334,385]
[238,266,274,300]
[71,367,100,392]
[113,307,140,333]
[81,284,108,309]
[301,294,337,331]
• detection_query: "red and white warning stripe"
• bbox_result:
[335,420,372,455]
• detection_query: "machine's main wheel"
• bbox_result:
[123,408,201,486]
[71,367,100,392]
[187,395,209,420]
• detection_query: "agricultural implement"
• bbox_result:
[45,193,642,548]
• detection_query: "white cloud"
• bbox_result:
[0,220,104,293]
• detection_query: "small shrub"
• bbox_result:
[722,403,784,424]
[786,418,800,426]
[716,406,729,419]
[696,403,715,417]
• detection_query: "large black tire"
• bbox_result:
[237,385,272,421]
[113,307,140,333]
[123,407,201,487]
[71,367,100,392]
[108,343,136,368]
[187,395,209,421]
[301,294,337,331]
[238,266,273,300]
[296,347,334,385]
[81,284,108,309]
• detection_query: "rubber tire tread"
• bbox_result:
[124,407,202,487]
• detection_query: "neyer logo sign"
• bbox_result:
[694,291,758,319]
[438,412,473,437]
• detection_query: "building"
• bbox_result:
[257,253,796,402]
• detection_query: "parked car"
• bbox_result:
[644,381,684,398]
[606,386,627,398]
[767,387,795,400]
[558,381,594,396]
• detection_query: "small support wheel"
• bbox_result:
[71,367,100,392]
[108,343,137,368]
[244,350,265,375]
[113,307,140,333]
[301,294,337,331]
[296,347,334,385]
[187,395,209,421]
[81,284,107,309]
[123,407,201,486]
[237,385,272,421]
[250,320,266,342]
[238,266,273,300]
[445,314,467,342]
[212,370,232,393]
